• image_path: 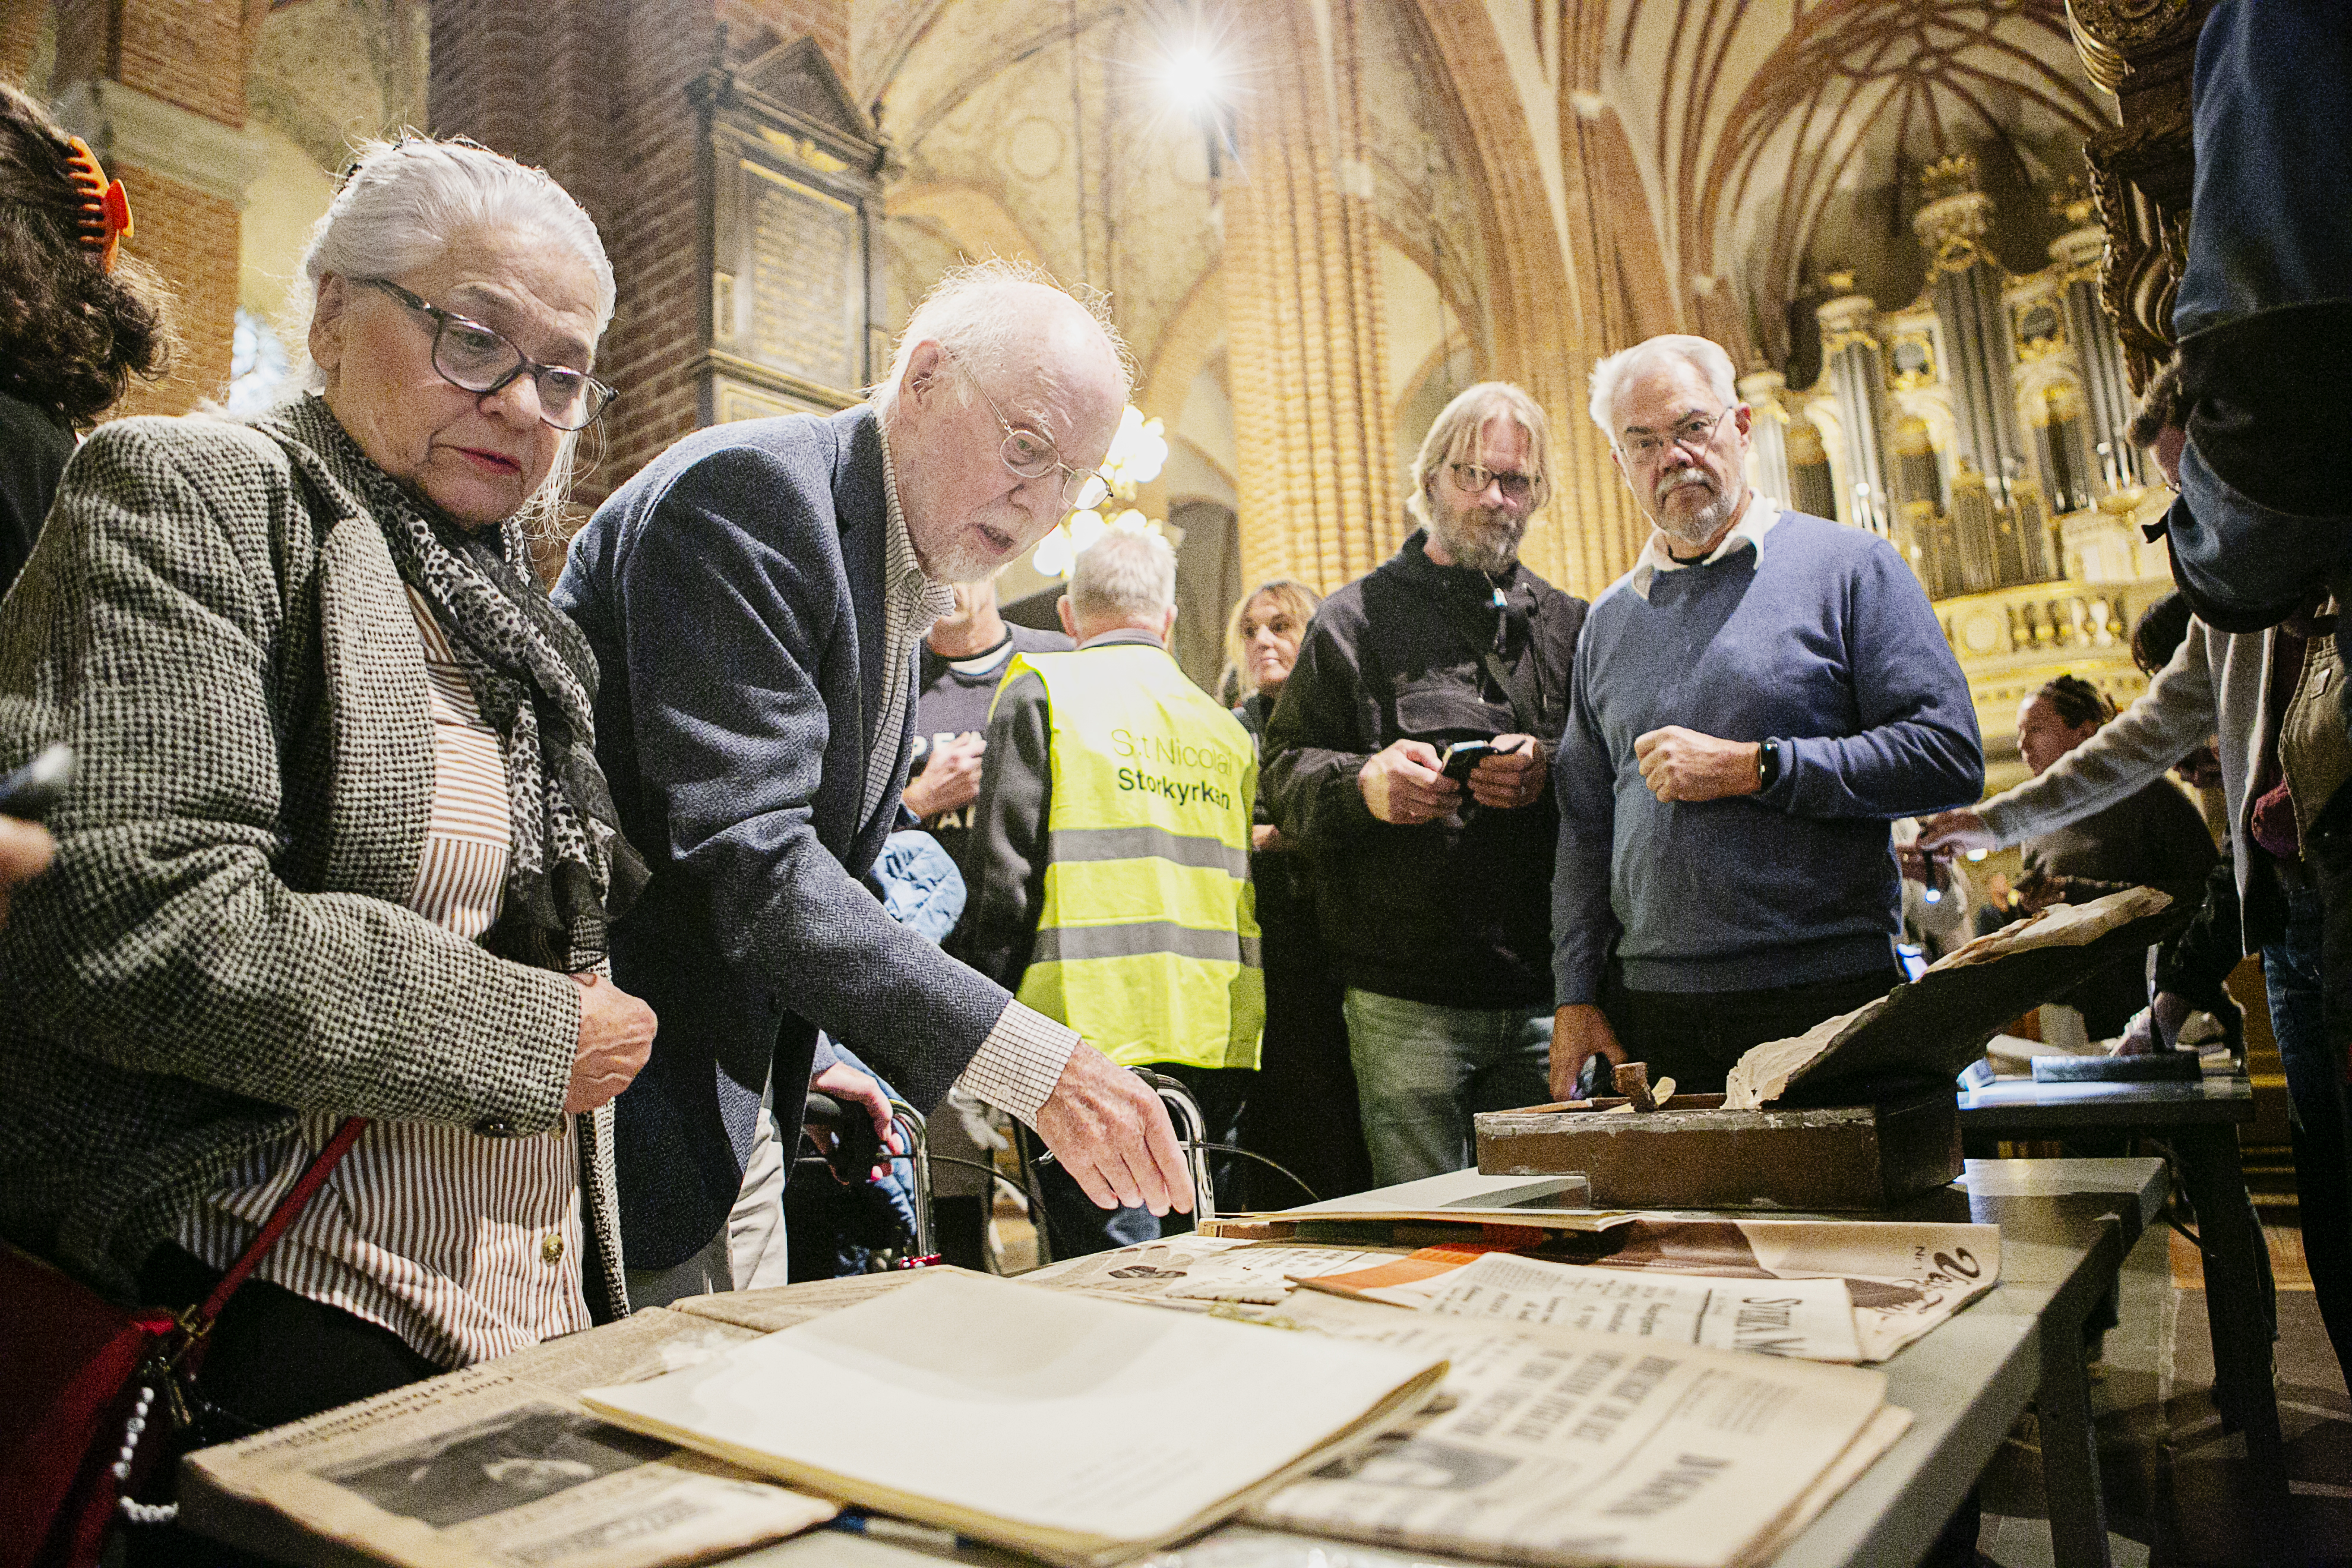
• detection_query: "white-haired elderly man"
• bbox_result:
[556,261,1191,1299]
[1262,382,1587,1188]
[1548,334,1983,1102]
[956,529,1263,1256]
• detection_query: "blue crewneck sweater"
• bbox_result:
[1551,511,1983,1001]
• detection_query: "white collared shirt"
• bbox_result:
[1627,491,1785,600]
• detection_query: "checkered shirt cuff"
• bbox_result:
[955,1000,1079,1124]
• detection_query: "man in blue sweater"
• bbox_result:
[1550,335,1983,1098]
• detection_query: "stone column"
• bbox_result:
[1222,0,1396,592]
[49,2,268,417]
[1814,288,1892,535]
[1736,369,1791,505]
[2050,222,2142,490]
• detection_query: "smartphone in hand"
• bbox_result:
[1439,736,1523,782]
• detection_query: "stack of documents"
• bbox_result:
[579,1270,1449,1567]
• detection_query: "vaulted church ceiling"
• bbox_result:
[1594,0,2117,366]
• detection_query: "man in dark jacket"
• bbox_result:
[555,262,1190,1301]
[1262,382,1587,1186]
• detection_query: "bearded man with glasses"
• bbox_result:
[1548,333,1983,1102]
[554,261,1194,1301]
[1260,382,1587,1187]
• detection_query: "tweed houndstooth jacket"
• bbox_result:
[0,399,624,1317]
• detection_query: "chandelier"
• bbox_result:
[1029,403,1171,578]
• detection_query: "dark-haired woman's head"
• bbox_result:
[2017,674,2114,777]
[2130,592,2193,676]
[0,80,175,426]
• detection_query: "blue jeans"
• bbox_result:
[2264,880,2352,1382]
[1343,989,1554,1187]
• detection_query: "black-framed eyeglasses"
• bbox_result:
[1619,405,1734,464]
[943,347,1107,511]
[360,277,616,432]
[1447,461,1544,507]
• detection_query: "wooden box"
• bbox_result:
[1474,891,2190,1210]
[1475,1087,1961,1210]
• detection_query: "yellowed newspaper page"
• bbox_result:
[1389,1251,1864,1362]
[1247,1292,1893,1568]
[178,1308,836,1568]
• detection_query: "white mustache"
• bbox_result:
[1655,470,1714,505]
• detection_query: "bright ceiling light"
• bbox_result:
[1157,43,1227,111]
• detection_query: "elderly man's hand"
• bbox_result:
[1032,1042,1193,1215]
[0,814,55,931]
[1359,739,1462,826]
[1916,809,1996,856]
[1550,1004,1626,1103]
[903,732,985,818]
[1468,735,1548,810]
[1632,726,1760,802]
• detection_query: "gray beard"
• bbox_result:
[1433,511,1523,576]
[1655,476,1740,552]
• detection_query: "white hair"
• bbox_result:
[871,257,1133,421]
[297,136,616,539]
[1587,334,1738,442]
[1069,529,1176,624]
[1406,381,1554,529]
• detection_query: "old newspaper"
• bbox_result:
[1300,1218,1998,1362]
[177,1304,840,1568]
[1243,1291,1908,1568]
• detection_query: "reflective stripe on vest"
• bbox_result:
[1002,642,1264,1071]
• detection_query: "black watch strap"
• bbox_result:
[1758,738,1782,791]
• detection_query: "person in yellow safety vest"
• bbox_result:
[954,528,1263,1257]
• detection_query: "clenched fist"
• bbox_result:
[1632,726,1761,802]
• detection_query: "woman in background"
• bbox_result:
[0,81,174,596]
[1229,580,1373,1209]
[2006,674,2219,1038]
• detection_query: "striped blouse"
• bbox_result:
[178,588,592,1367]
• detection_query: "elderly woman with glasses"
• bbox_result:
[0,137,657,1468]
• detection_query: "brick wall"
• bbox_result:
[1,4,43,83]
[110,166,238,415]
[432,0,852,521]
[49,1,251,418]
[720,0,848,78]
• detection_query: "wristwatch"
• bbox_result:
[1757,738,1782,792]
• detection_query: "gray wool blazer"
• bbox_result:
[0,399,623,1318]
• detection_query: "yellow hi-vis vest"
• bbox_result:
[1000,642,1264,1071]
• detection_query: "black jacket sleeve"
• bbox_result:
[1259,610,1380,852]
[950,670,1052,990]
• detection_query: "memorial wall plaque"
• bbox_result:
[693,33,884,422]
[743,161,862,393]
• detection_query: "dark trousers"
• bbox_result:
[1028,1064,1251,1260]
[2263,877,2352,1386]
[1239,964,1374,1209]
[1599,963,1907,1095]
[127,1243,440,1565]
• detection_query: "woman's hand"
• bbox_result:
[564,973,657,1113]
[811,1061,906,1183]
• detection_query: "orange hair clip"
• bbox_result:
[62,135,133,273]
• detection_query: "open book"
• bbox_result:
[578,1270,1449,1568]
[1723,886,2179,1109]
